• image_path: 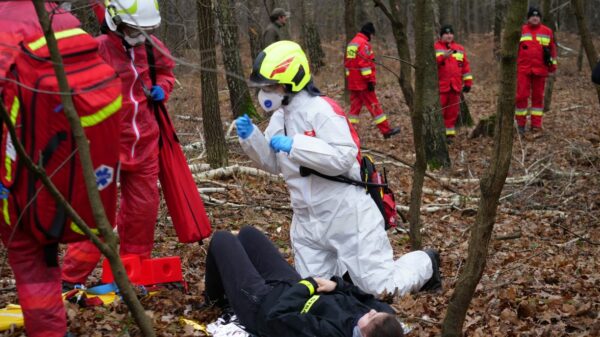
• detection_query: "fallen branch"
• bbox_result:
[175,114,202,122]
[494,231,522,240]
[200,194,291,211]
[188,163,211,174]
[183,141,204,151]
[197,188,226,194]
[193,165,281,181]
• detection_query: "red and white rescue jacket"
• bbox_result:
[344,32,376,91]
[435,41,473,93]
[517,23,557,76]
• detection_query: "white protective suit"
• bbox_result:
[240,90,433,295]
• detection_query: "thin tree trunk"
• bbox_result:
[301,0,325,73]
[441,1,526,336]
[344,0,356,105]
[32,2,155,336]
[572,0,600,105]
[543,0,556,113]
[215,0,259,119]
[247,0,263,61]
[460,0,469,40]
[198,0,228,168]
[577,41,584,71]
[374,0,415,112]
[493,0,506,60]
[438,0,451,26]
[456,93,474,127]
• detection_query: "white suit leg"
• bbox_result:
[290,218,339,278]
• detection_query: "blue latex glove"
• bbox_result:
[270,135,293,153]
[235,114,254,139]
[151,85,165,102]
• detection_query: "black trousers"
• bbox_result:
[205,226,300,332]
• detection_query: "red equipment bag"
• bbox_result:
[145,44,212,243]
[0,28,121,244]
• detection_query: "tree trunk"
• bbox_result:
[456,93,474,127]
[438,0,451,26]
[375,0,415,112]
[301,0,325,73]
[215,0,259,119]
[32,2,155,336]
[542,0,556,113]
[460,0,469,40]
[577,41,584,72]
[441,1,526,336]
[198,0,229,168]
[493,0,506,60]
[344,0,356,105]
[247,0,263,61]
[572,0,600,105]
[414,0,450,170]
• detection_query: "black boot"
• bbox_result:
[420,249,442,292]
[383,127,401,139]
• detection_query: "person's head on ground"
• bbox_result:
[527,7,542,26]
[105,0,161,46]
[360,22,375,40]
[440,24,454,43]
[250,40,319,112]
[356,310,404,337]
[270,7,290,26]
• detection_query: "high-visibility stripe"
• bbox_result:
[531,108,543,116]
[70,222,100,236]
[28,28,87,51]
[360,67,372,76]
[348,117,359,124]
[446,128,456,136]
[536,36,550,46]
[345,68,349,76]
[298,280,315,295]
[452,52,464,61]
[373,114,387,124]
[463,73,473,81]
[520,34,533,42]
[115,0,138,15]
[515,109,528,116]
[551,59,557,65]
[80,95,122,128]
[346,44,359,58]
[435,49,445,57]
[300,295,320,314]
[2,199,10,226]
[4,97,19,183]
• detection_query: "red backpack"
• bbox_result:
[0,28,121,244]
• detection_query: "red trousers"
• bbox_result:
[440,90,461,136]
[348,90,391,134]
[0,227,66,337]
[515,72,546,129]
[62,155,160,283]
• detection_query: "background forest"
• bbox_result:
[1,0,599,336]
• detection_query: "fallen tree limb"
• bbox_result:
[183,141,204,151]
[188,163,211,174]
[200,194,291,211]
[193,165,281,181]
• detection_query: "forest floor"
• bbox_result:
[1,33,599,336]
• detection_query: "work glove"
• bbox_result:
[367,82,375,92]
[462,85,471,93]
[270,135,293,153]
[235,114,254,139]
[151,85,165,102]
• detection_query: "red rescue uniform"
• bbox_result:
[515,23,557,129]
[344,32,392,135]
[435,41,472,136]
[62,32,175,283]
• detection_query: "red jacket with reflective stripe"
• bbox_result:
[517,23,557,76]
[435,41,472,93]
[97,33,175,170]
[344,32,376,91]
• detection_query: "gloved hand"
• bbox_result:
[270,135,293,153]
[235,114,254,139]
[367,82,375,92]
[462,85,471,93]
[151,85,165,102]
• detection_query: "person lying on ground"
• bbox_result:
[203,226,412,337]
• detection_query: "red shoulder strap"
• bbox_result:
[322,96,361,161]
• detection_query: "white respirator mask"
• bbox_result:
[124,33,146,47]
[258,89,286,112]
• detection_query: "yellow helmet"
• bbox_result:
[249,41,311,93]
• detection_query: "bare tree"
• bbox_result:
[543,0,557,113]
[198,0,228,168]
[246,0,263,60]
[459,0,470,40]
[344,0,356,104]
[493,0,507,59]
[572,0,600,105]
[31,1,155,335]
[374,0,415,111]
[215,0,259,119]
[441,1,527,336]
[437,0,451,26]
[300,0,325,73]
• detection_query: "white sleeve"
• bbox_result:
[288,113,357,177]
[239,111,284,175]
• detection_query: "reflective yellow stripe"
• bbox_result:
[348,117,359,124]
[360,67,372,76]
[345,68,349,76]
[452,53,464,61]
[520,34,533,42]
[374,114,387,124]
[300,295,320,314]
[298,280,315,295]
[435,49,445,57]
[531,108,543,116]
[446,129,456,136]
[515,109,528,116]
[80,95,122,128]
[536,36,550,46]
[463,74,473,81]
[5,97,19,183]
[346,44,358,59]
[70,221,100,236]
[28,28,87,51]
[3,199,10,226]
[551,59,557,65]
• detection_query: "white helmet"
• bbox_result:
[105,0,161,31]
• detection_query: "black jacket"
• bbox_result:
[256,276,394,337]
